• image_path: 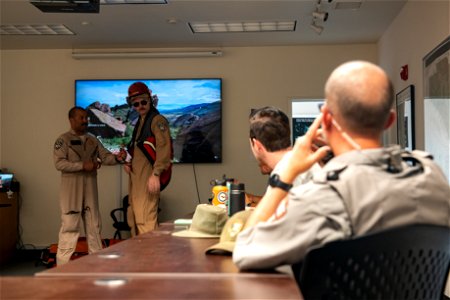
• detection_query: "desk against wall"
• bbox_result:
[0,192,18,266]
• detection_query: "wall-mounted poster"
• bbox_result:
[423,36,450,183]
[396,85,415,151]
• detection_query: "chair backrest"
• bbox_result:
[110,195,130,226]
[297,224,450,300]
[122,195,129,212]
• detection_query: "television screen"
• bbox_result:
[75,78,222,163]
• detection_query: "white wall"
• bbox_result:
[0,44,377,247]
[378,0,450,149]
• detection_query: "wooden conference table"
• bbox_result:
[2,222,303,299]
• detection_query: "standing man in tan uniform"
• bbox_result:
[125,82,172,235]
[54,107,126,265]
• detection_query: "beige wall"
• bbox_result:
[378,0,450,148]
[1,0,447,249]
[0,44,377,247]
[0,1,445,290]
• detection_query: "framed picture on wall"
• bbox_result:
[290,99,324,142]
[396,85,415,151]
[423,36,450,183]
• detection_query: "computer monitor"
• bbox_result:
[0,174,14,191]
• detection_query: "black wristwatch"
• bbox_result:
[268,174,293,192]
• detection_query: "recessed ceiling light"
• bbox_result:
[189,21,296,33]
[167,18,177,24]
[0,24,75,35]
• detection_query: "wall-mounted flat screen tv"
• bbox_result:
[75,78,222,163]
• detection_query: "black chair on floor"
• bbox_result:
[110,195,131,239]
[295,224,450,300]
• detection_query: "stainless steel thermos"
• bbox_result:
[228,183,245,216]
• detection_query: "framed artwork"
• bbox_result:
[290,99,324,141]
[396,85,415,151]
[423,36,450,182]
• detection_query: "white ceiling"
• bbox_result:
[0,0,408,50]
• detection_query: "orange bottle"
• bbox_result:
[211,184,228,207]
[210,177,228,207]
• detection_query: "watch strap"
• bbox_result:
[269,174,293,192]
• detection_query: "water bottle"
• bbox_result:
[210,177,228,207]
[211,183,228,207]
[228,183,245,216]
[225,177,235,209]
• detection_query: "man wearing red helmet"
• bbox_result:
[125,82,172,235]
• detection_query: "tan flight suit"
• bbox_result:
[127,113,172,235]
[53,130,118,265]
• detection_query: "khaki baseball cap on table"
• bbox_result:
[205,209,253,254]
[172,204,228,238]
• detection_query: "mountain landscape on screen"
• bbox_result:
[76,79,222,163]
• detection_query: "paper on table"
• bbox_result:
[174,219,192,226]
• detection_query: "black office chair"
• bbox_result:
[110,195,131,239]
[295,224,450,300]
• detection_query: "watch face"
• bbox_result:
[269,174,279,186]
[269,174,292,192]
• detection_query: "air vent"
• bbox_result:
[334,0,363,10]
[30,0,100,13]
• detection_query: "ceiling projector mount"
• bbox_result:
[30,0,100,13]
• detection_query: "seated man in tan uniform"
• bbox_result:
[233,61,450,271]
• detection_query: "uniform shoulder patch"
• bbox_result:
[54,138,64,150]
[157,121,167,132]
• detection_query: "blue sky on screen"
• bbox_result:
[75,79,221,110]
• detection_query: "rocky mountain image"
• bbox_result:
[86,100,221,163]
[86,102,127,138]
[163,101,221,163]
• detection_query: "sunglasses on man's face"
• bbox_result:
[132,100,148,108]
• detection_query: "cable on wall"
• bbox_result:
[192,164,202,204]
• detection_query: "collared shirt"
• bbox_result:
[268,152,322,221]
[54,130,117,173]
[233,146,450,270]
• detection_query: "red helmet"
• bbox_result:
[127,82,151,105]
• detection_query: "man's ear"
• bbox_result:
[384,109,396,129]
[251,138,266,153]
[321,105,333,131]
